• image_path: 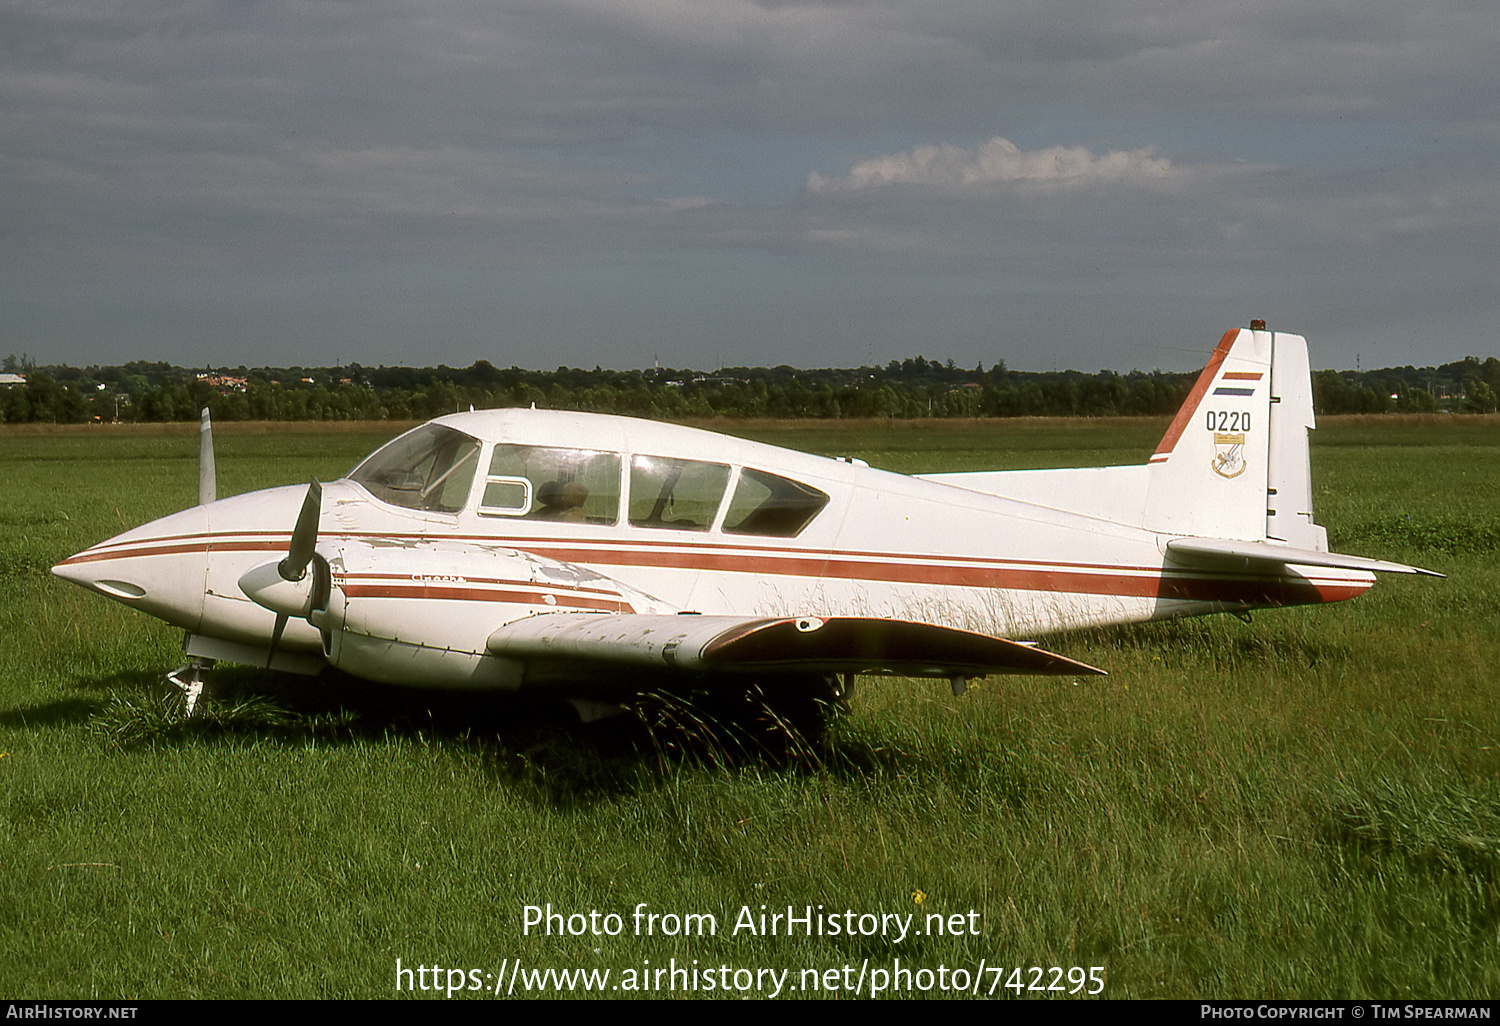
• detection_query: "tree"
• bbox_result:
[1467,381,1498,414]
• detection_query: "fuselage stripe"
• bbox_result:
[339,582,632,611]
[60,529,1371,606]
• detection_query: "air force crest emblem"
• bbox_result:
[1212,432,1247,478]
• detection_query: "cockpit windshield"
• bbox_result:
[350,424,482,513]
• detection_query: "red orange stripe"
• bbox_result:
[1151,328,1240,461]
[59,526,1369,610]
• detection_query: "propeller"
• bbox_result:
[270,481,323,662]
[198,407,216,506]
[280,480,322,583]
[238,480,325,668]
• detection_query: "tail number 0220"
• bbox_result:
[1206,411,1251,432]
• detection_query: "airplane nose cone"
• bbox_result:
[52,504,211,633]
[50,558,149,598]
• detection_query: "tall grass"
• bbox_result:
[1,418,1496,998]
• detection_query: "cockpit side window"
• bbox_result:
[628,456,729,531]
[349,424,482,514]
[480,445,621,524]
[722,468,830,537]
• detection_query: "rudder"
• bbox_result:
[1264,331,1328,551]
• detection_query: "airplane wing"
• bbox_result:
[235,505,1106,693]
[487,613,1106,679]
[1164,537,1443,577]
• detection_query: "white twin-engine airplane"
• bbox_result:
[54,323,1437,717]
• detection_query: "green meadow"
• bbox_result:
[1,415,1496,999]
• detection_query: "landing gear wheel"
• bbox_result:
[750,672,846,747]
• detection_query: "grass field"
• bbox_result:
[2,415,1497,999]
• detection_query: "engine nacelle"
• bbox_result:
[310,537,666,689]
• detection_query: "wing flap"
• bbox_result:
[488,613,1105,678]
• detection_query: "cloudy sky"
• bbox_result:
[5,1,1498,373]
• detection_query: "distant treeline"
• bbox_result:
[2,351,1498,424]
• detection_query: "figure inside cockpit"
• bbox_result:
[535,480,589,521]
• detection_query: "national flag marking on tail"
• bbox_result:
[1213,370,1263,397]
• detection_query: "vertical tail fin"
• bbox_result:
[1143,323,1325,549]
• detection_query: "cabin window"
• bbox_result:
[722,468,830,538]
[479,445,621,523]
[350,424,482,514]
[628,456,729,531]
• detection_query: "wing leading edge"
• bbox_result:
[488,613,1106,679]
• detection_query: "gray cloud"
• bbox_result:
[2,0,1498,371]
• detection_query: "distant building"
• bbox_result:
[195,373,248,392]
[0,373,25,387]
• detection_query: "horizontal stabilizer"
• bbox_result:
[489,613,1106,678]
[1165,537,1443,577]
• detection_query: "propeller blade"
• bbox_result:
[267,612,289,669]
[198,408,216,506]
[279,481,322,583]
[264,480,322,665]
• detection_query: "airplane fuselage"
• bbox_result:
[54,402,1374,693]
